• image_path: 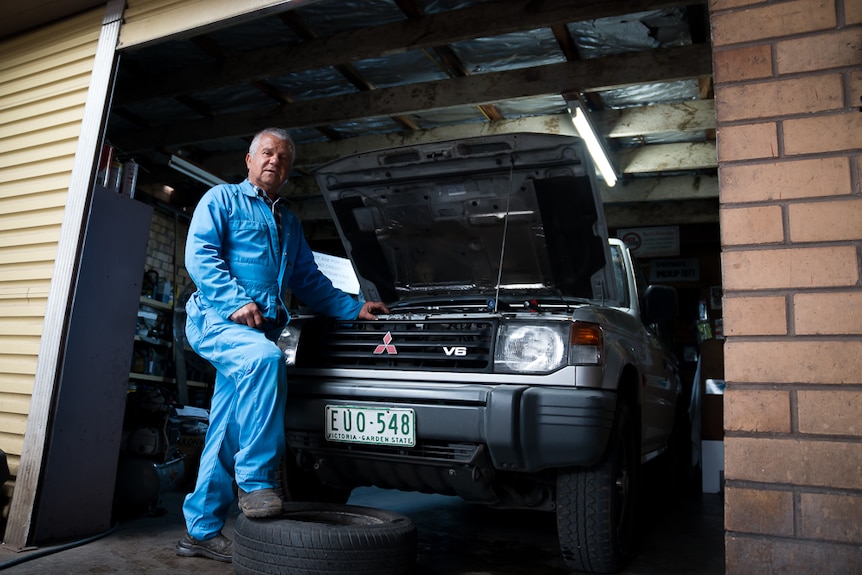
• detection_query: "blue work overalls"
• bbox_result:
[182,179,361,540]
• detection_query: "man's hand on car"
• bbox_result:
[358,301,389,319]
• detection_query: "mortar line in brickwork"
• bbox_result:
[727,431,862,444]
[788,388,799,435]
[725,477,862,494]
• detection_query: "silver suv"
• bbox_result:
[278,133,681,573]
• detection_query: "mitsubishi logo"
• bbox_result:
[373,331,398,355]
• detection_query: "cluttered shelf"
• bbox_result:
[134,334,169,347]
[140,296,172,311]
[132,290,215,394]
[128,372,211,389]
[118,281,213,514]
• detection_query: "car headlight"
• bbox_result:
[494,323,567,374]
[276,323,302,366]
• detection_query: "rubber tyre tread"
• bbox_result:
[556,402,638,574]
[233,501,417,575]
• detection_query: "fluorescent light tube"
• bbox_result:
[169,155,227,188]
[569,103,617,188]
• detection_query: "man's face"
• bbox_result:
[246,133,293,196]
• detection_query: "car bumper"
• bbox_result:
[285,376,617,473]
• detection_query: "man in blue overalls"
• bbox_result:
[176,127,388,562]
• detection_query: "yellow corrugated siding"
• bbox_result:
[0,9,102,476]
[0,13,101,71]
[0,174,77,199]
[0,432,26,474]
[0,335,42,356]
[0,228,62,249]
[1,153,81,185]
[0,244,64,267]
[0,188,74,215]
[0,155,79,185]
[0,375,34,396]
[122,0,186,21]
[0,150,81,180]
[120,0,295,48]
[0,422,29,440]
[0,121,88,156]
[0,208,66,235]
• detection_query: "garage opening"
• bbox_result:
[100,1,724,573]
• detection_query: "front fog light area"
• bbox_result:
[276,324,302,365]
[495,324,567,373]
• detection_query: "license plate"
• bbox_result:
[325,405,415,447]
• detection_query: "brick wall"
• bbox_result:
[143,207,190,302]
[711,0,862,573]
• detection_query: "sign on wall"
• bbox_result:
[649,258,700,282]
[618,226,680,258]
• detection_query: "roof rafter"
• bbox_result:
[114,0,692,106]
[114,43,712,153]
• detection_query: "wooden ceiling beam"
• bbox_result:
[193,110,717,180]
[200,114,580,176]
[600,99,715,138]
[114,0,696,105]
[112,43,712,153]
[618,141,717,173]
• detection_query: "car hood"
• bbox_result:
[314,132,615,308]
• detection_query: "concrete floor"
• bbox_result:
[0,463,724,575]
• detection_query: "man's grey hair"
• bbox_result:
[249,127,296,160]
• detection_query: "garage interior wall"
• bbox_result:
[711,0,862,572]
[144,210,190,300]
[0,8,104,515]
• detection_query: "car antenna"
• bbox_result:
[493,155,516,313]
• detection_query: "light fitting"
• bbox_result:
[568,101,618,187]
[169,155,227,188]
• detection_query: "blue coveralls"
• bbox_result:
[182,179,362,540]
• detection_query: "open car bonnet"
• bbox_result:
[314,132,616,308]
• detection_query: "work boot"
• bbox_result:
[238,487,283,518]
[175,532,232,562]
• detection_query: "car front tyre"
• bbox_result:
[556,401,639,574]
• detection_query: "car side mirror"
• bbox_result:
[642,285,678,324]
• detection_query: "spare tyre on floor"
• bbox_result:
[233,501,417,575]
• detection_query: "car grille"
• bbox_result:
[288,431,480,464]
[295,318,495,372]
